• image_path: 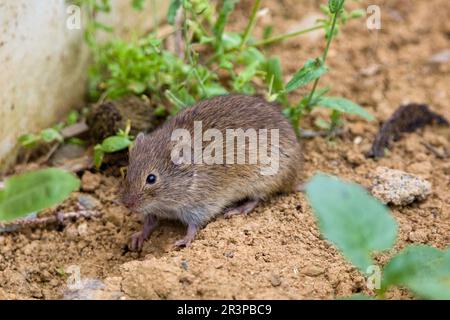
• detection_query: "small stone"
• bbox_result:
[302,265,325,277]
[428,50,450,64]
[360,64,380,77]
[353,136,363,145]
[63,278,122,300]
[408,230,428,243]
[81,172,101,192]
[77,223,88,236]
[224,251,234,258]
[370,167,432,206]
[270,274,281,287]
[78,194,101,210]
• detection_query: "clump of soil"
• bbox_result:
[1,0,450,299]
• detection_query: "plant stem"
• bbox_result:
[182,4,207,97]
[239,0,261,50]
[304,6,342,110]
[252,24,323,47]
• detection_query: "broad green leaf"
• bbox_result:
[101,136,132,153]
[41,128,63,143]
[0,168,80,222]
[264,57,285,94]
[305,173,398,272]
[317,96,374,121]
[285,58,327,92]
[167,0,182,25]
[382,246,450,299]
[203,83,228,97]
[221,32,242,50]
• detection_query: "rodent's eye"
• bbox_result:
[146,174,157,185]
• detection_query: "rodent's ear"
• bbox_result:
[135,132,145,145]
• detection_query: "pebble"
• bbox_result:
[370,167,432,206]
[270,274,282,287]
[302,265,325,277]
[78,194,101,210]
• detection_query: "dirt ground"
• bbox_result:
[1,0,449,299]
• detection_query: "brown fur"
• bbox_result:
[122,94,302,228]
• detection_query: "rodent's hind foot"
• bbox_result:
[174,223,198,248]
[129,214,158,251]
[224,199,259,219]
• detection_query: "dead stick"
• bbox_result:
[60,122,89,139]
[421,142,448,159]
[0,210,102,234]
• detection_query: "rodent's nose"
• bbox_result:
[121,193,140,209]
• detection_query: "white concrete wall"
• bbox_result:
[0,0,168,168]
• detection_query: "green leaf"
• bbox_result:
[213,0,238,41]
[264,57,285,94]
[0,168,80,221]
[305,173,398,272]
[221,32,242,50]
[131,0,145,11]
[101,136,132,153]
[94,145,105,169]
[382,246,450,299]
[66,111,79,126]
[238,47,266,65]
[93,21,113,33]
[317,96,374,121]
[203,83,228,97]
[285,58,328,92]
[18,134,40,148]
[350,9,365,19]
[233,60,260,90]
[40,128,63,143]
[167,0,182,25]
[128,81,146,94]
[328,0,345,14]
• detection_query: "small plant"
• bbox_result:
[305,173,450,299]
[0,168,80,222]
[18,111,81,149]
[93,121,134,169]
[83,0,369,128]
[278,0,371,134]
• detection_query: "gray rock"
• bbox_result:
[370,167,432,206]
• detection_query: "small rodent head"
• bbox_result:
[121,132,192,214]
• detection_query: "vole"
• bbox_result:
[121,94,302,250]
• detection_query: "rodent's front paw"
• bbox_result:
[130,231,146,251]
